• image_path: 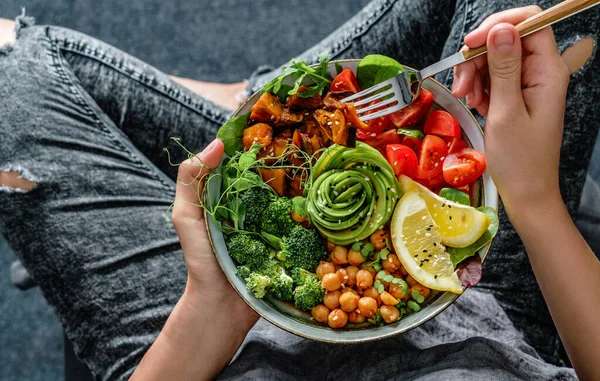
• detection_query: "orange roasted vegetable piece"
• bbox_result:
[314,109,349,145]
[250,92,284,123]
[260,168,286,196]
[323,91,353,110]
[277,109,303,126]
[343,103,369,130]
[242,123,273,151]
[257,134,290,164]
[286,85,323,109]
[288,171,307,198]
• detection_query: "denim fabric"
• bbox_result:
[0,1,597,380]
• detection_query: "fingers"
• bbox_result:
[172,139,224,231]
[464,5,542,48]
[486,23,527,116]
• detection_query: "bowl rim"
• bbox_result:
[203,58,497,343]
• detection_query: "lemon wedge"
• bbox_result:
[398,175,490,248]
[390,191,463,294]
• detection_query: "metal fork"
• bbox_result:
[343,0,600,122]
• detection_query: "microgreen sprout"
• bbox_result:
[407,300,421,312]
[361,243,375,258]
[378,248,390,260]
[367,309,383,326]
[374,280,385,294]
[411,290,425,304]
[351,242,362,252]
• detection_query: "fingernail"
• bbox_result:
[465,93,474,105]
[201,139,220,157]
[494,29,515,53]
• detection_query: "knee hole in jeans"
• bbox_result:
[0,170,36,192]
[0,18,16,51]
[561,37,595,75]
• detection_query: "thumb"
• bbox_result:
[486,23,526,114]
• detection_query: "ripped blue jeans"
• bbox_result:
[0,1,598,380]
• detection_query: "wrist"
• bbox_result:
[502,189,567,229]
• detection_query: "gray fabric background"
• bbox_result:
[1,0,598,380]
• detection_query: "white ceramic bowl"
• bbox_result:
[205,59,498,343]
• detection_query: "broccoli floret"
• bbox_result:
[293,277,325,311]
[291,267,319,287]
[239,187,273,232]
[270,266,294,301]
[245,272,271,298]
[277,227,328,272]
[261,197,297,237]
[237,265,252,280]
[226,234,270,270]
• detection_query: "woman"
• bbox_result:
[0,1,598,380]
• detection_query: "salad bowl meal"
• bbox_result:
[204,54,498,342]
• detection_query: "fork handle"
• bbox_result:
[462,0,600,60]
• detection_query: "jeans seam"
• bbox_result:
[45,28,175,193]
[55,40,228,129]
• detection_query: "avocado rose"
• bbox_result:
[307,142,401,245]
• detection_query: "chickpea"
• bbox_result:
[345,266,359,287]
[336,268,349,285]
[341,287,358,296]
[311,304,330,323]
[326,240,336,252]
[362,286,381,305]
[322,273,342,291]
[358,297,378,318]
[339,291,360,312]
[323,290,341,310]
[398,264,409,277]
[405,275,417,287]
[291,210,308,224]
[328,309,348,329]
[380,305,400,324]
[316,261,335,280]
[375,270,392,288]
[356,269,374,289]
[381,253,401,273]
[411,283,431,300]
[380,291,400,306]
[389,282,410,300]
[348,249,366,266]
[370,229,389,250]
[348,310,367,324]
[363,266,377,276]
[331,245,349,265]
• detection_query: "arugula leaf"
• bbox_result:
[275,84,294,102]
[356,54,404,89]
[262,53,332,99]
[448,206,499,266]
[439,188,470,206]
[216,113,250,156]
[292,196,307,217]
[396,128,425,140]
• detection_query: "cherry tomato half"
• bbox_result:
[356,128,377,140]
[363,129,401,155]
[401,136,423,157]
[444,137,468,154]
[442,148,487,187]
[415,135,448,179]
[389,89,434,128]
[423,110,461,138]
[386,144,418,178]
[330,69,361,93]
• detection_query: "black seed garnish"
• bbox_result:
[420,263,424,267]
[433,243,437,246]
[449,216,453,221]
[414,254,418,258]
[434,275,438,279]
[429,152,433,157]
[428,254,432,258]
[442,203,446,208]
[426,227,431,231]
[423,249,428,253]
[448,205,452,209]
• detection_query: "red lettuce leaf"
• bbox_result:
[457,255,482,288]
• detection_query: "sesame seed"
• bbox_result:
[333,316,339,321]
[421,216,426,220]
[425,233,431,237]
[270,115,275,120]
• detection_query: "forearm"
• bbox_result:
[130,282,256,381]
[507,195,600,380]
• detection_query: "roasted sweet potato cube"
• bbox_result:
[286,85,323,109]
[277,109,303,126]
[260,168,286,196]
[257,135,289,164]
[343,103,369,130]
[250,92,284,123]
[242,123,273,151]
[314,109,349,145]
[323,91,353,110]
[288,172,307,197]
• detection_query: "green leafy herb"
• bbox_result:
[391,277,409,295]
[356,54,404,89]
[383,274,394,283]
[367,309,383,326]
[292,196,308,217]
[352,242,362,252]
[274,84,294,102]
[374,280,385,294]
[400,307,407,318]
[396,128,425,140]
[228,197,245,230]
[385,237,392,250]
[361,242,375,258]
[411,290,425,303]
[378,248,390,260]
[395,300,406,309]
[373,263,382,272]
[335,62,344,75]
[216,113,250,156]
[407,300,421,312]
[439,188,470,206]
[448,206,499,266]
[262,52,332,99]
